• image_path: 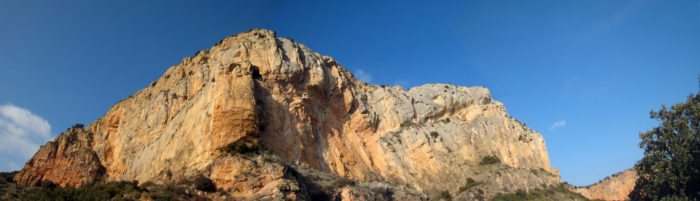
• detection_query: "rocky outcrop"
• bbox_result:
[15,29,560,199]
[576,169,638,201]
[13,128,105,187]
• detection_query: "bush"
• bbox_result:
[331,177,356,188]
[220,140,271,156]
[458,177,482,193]
[71,123,84,129]
[479,155,500,165]
[25,180,146,201]
[437,190,452,201]
[515,189,527,198]
[430,131,439,138]
[194,176,216,192]
[2,178,222,201]
[0,171,17,184]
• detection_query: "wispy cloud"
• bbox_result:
[354,69,373,83]
[548,120,566,131]
[580,0,647,41]
[0,104,53,171]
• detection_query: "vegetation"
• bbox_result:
[579,169,626,189]
[0,171,16,184]
[330,177,356,188]
[629,79,700,201]
[458,177,482,193]
[480,155,500,165]
[436,190,452,201]
[71,123,84,129]
[220,140,271,156]
[430,131,439,138]
[0,175,216,201]
[25,180,145,201]
[491,183,590,201]
[400,121,418,128]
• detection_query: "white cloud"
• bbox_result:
[354,69,373,83]
[548,120,566,131]
[0,104,53,171]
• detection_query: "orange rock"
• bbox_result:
[14,128,104,187]
[576,169,638,201]
[15,29,560,199]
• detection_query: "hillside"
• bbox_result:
[575,169,638,201]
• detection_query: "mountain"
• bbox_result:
[576,169,638,201]
[13,29,563,200]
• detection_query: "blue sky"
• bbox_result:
[0,0,698,186]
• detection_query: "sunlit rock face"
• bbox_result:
[13,128,105,187]
[15,29,560,199]
[576,169,638,201]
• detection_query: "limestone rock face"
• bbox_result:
[15,29,559,199]
[13,128,105,187]
[575,169,638,201]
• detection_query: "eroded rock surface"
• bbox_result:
[13,128,104,187]
[576,169,638,201]
[16,29,560,200]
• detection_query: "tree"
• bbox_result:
[630,78,700,201]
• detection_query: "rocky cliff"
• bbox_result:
[575,169,638,201]
[15,29,561,200]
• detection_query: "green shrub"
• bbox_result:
[331,177,356,188]
[220,140,271,156]
[430,131,439,138]
[479,155,500,165]
[437,190,452,201]
[458,177,482,193]
[25,180,146,201]
[0,176,225,201]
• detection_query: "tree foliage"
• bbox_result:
[630,79,700,201]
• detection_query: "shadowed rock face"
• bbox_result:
[576,169,638,201]
[15,29,560,199]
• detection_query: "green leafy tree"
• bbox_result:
[630,77,700,201]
